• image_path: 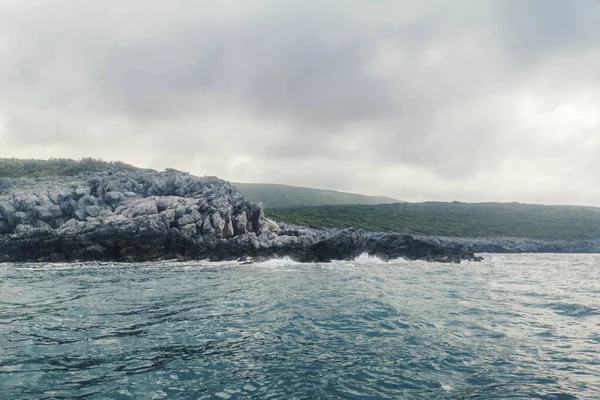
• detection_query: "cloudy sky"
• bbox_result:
[1,0,600,205]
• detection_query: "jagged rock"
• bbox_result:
[130,201,158,218]
[416,235,600,254]
[34,206,54,221]
[85,206,103,218]
[33,220,52,230]
[0,170,480,263]
[74,209,87,221]
[138,215,167,237]
[0,220,11,234]
[15,224,33,234]
[223,215,234,239]
[74,185,89,196]
[177,214,195,227]
[49,205,63,218]
[180,223,197,238]
[202,215,216,241]
[104,191,124,205]
[0,202,16,217]
[15,195,37,212]
[62,219,79,229]
[212,212,225,238]
[249,204,264,233]
[234,212,247,235]
[78,195,98,208]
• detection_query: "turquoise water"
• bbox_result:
[1,254,599,399]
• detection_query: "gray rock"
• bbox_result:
[78,195,98,208]
[138,215,167,237]
[34,206,54,221]
[190,210,202,222]
[62,219,79,229]
[234,212,247,235]
[85,206,103,218]
[180,223,197,238]
[75,186,89,196]
[0,170,480,263]
[202,215,216,240]
[14,211,30,224]
[177,214,196,227]
[15,195,37,212]
[15,224,33,234]
[130,201,158,218]
[223,215,234,238]
[49,205,63,218]
[104,191,124,205]
[74,209,87,221]
[0,220,11,234]
[160,209,176,226]
[98,210,114,219]
[212,212,225,238]
[34,220,52,230]
[0,202,16,217]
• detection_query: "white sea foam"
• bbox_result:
[251,256,302,270]
[352,252,388,264]
[352,252,412,265]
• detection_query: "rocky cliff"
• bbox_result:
[0,170,478,263]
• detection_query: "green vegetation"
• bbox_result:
[0,157,142,178]
[4,158,598,241]
[233,182,401,208]
[267,202,600,241]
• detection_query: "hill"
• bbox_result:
[0,157,143,178]
[5,158,599,242]
[232,182,401,208]
[267,202,600,241]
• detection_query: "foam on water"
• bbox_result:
[351,252,389,264]
[251,256,301,269]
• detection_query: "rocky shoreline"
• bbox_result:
[419,235,600,254]
[0,171,479,263]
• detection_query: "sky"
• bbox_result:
[1,0,600,205]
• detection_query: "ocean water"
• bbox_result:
[1,254,599,400]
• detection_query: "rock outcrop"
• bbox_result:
[0,170,478,263]
[418,235,600,254]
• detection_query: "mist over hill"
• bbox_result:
[233,182,401,208]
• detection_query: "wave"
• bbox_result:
[352,252,411,265]
[352,252,389,264]
[251,256,302,270]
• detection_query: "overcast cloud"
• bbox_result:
[1,0,600,205]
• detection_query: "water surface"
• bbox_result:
[1,254,599,399]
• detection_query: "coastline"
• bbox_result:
[0,171,478,264]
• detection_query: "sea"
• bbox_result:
[1,254,599,399]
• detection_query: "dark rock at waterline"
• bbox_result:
[417,235,600,254]
[303,229,481,263]
[0,170,479,263]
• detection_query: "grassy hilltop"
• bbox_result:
[267,202,600,241]
[0,157,142,178]
[233,182,400,208]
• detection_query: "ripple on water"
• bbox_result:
[0,254,599,399]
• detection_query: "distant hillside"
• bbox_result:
[233,182,401,209]
[267,202,600,241]
[0,157,142,178]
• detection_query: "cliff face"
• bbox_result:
[0,171,478,263]
[0,170,267,261]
